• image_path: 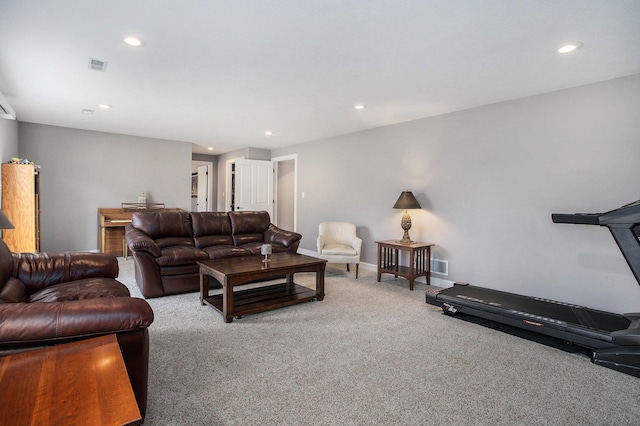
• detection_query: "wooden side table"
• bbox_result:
[0,334,142,426]
[376,240,435,290]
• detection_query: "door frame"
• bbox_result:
[272,154,298,231]
[191,160,214,211]
[224,156,245,212]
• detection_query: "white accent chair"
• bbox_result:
[317,222,362,278]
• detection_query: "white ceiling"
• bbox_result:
[0,1,638,155]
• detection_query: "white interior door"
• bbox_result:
[234,159,273,217]
[196,165,208,211]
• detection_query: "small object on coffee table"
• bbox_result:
[261,243,272,263]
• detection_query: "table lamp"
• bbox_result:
[0,210,15,230]
[393,190,421,244]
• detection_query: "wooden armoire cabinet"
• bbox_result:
[1,163,41,252]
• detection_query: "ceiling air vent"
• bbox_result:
[88,58,107,72]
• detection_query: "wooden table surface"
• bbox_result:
[0,334,141,426]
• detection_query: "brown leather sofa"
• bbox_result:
[0,239,154,421]
[126,210,302,298]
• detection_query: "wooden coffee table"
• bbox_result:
[199,252,327,323]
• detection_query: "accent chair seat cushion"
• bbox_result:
[321,244,357,256]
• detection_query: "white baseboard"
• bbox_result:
[297,248,454,288]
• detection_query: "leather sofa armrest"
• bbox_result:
[12,252,119,288]
[317,235,326,253]
[264,224,302,249]
[0,297,154,345]
[125,224,162,258]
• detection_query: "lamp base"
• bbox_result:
[395,238,415,245]
[396,236,416,245]
[396,212,415,244]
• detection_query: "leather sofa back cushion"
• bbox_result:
[191,212,234,248]
[229,211,270,234]
[132,212,193,240]
[0,277,27,303]
[234,233,264,246]
[12,252,119,292]
[28,278,130,303]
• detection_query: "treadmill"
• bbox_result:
[426,200,640,377]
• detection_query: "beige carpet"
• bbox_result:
[117,259,640,425]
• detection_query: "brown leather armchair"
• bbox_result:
[0,239,154,420]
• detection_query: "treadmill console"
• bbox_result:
[552,199,640,285]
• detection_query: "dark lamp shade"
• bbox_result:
[393,191,421,210]
[0,210,15,229]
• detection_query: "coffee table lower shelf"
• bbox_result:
[202,282,317,319]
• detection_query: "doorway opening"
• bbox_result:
[191,160,214,211]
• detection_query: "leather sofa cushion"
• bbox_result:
[0,278,27,303]
[195,235,234,248]
[239,242,291,255]
[202,245,250,259]
[28,278,130,303]
[132,211,193,240]
[156,246,208,267]
[155,236,194,249]
[158,264,200,277]
[191,212,234,248]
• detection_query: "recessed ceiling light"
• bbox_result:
[123,36,145,47]
[354,104,366,110]
[98,104,112,109]
[557,42,583,54]
[265,131,273,136]
[81,108,94,115]
[207,147,214,151]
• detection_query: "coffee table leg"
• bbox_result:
[316,264,325,301]
[223,278,233,323]
[200,272,209,305]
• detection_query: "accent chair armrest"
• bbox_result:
[348,235,363,252]
[317,235,326,253]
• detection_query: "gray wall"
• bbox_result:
[19,123,192,252]
[272,74,640,313]
[276,159,295,231]
[0,116,18,238]
[0,117,18,164]
[0,117,19,214]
